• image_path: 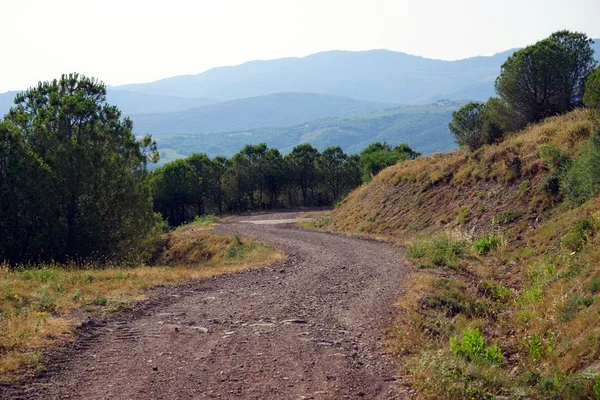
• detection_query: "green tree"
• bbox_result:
[210,156,229,215]
[1,73,159,265]
[448,102,487,150]
[584,66,600,117]
[359,142,411,182]
[495,31,597,128]
[150,159,196,226]
[318,146,357,202]
[285,144,320,206]
[262,148,285,209]
[187,153,211,215]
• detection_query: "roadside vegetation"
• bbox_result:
[0,218,283,381]
[311,31,600,398]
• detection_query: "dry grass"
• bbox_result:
[318,109,600,398]
[0,221,283,380]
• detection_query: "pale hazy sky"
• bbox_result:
[1,0,599,93]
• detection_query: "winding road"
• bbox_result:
[5,212,410,399]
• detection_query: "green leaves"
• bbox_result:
[0,74,159,265]
[495,30,597,128]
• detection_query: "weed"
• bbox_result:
[473,234,504,255]
[449,327,503,365]
[407,242,428,258]
[493,212,522,225]
[92,296,107,306]
[587,276,600,293]
[562,216,598,252]
[558,294,595,322]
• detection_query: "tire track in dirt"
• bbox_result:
[3,212,410,399]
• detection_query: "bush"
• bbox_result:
[449,327,503,365]
[561,216,598,252]
[584,66,600,116]
[563,127,600,203]
[473,234,504,255]
[406,235,468,267]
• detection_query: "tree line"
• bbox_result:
[149,141,420,226]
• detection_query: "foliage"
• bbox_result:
[563,127,600,203]
[407,235,468,267]
[358,142,418,182]
[495,30,597,129]
[448,102,487,150]
[561,216,598,251]
[0,74,160,266]
[449,328,503,365]
[583,66,600,115]
[473,234,504,255]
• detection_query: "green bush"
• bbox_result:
[563,127,600,203]
[584,66,600,115]
[561,216,598,252]
[406,235,468,267]
[473,234,504,255]
[449,327,503,365]
[407,242,428,258]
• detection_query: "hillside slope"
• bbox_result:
[313,110,600,398]
[153,101,461,162]
[130,92,395,136]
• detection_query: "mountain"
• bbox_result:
[130,92,396,135]
[115,50,516,104]
[0,89,219,117]
[152,100,462,166]
[105,90,218,114]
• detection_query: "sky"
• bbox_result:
[1,0,599,93]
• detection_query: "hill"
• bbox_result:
[151,100,462,165]
[115,42,600,104]
[0,89,219,117]
[130,92,396,135]
[115,49,516,104]
[310,109,600,398]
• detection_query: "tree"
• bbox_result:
[263,148,285,209]
[187,153,211,215]
[150,159,196,226]
[318,146,353,202]
[448,102,487,150]
[210,156,229,215]
[358,142,413,182]
[495,31,597,128]
[1,73,159,264]
[584,66,600,117]
[285,144,320,206]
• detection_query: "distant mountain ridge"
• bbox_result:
[130,92,396,135]
[114,40,600,104]
[0,89,219,117]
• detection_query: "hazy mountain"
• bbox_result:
[151,100,463,166]
[105,90,219,114]
[0,89,219,117]
[114,40,600,104]
[115,50,516,104]
[130,92,396,135]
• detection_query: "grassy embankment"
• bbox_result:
[0,215,283,382]
[306,109,600,398]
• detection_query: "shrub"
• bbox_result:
[584,66,600,116]
[449,327,503,365]
[563,127,600,203]
[494,212,522,225]
[561,216,598,252]
[406,235,468,267]
[407,242,428,259]
[473,234,504,255]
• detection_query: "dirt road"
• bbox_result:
[5,212,410,399]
